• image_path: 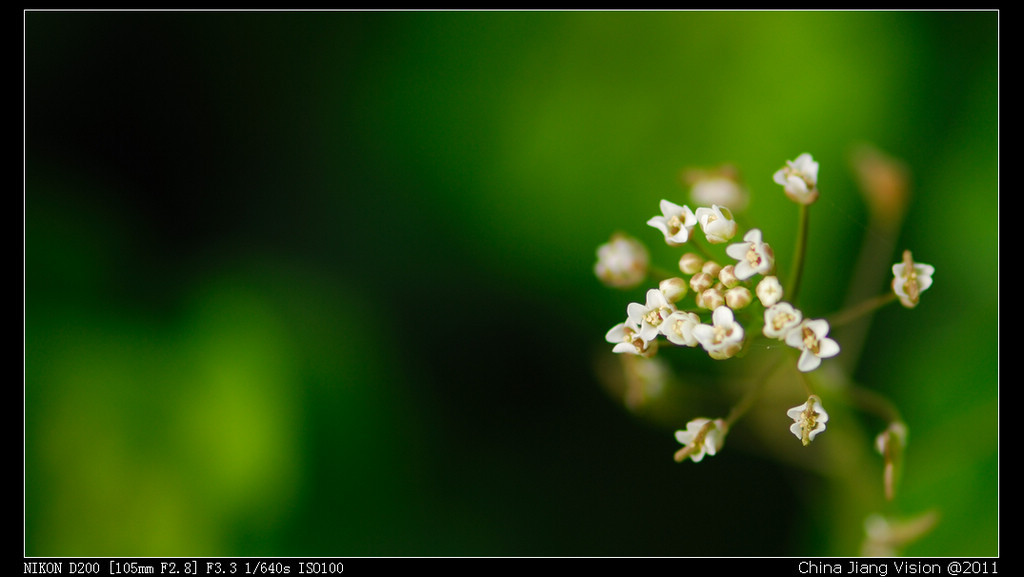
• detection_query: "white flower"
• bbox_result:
[689,173,748,212]
[594,233,649,289]
[661,310,701,347]
[756,275,784,307]
[787,395,829,446]
[875,422,908,457]
[605,320,654,356]
[763,302,803,340]
[622,355,670,410]
[725,228,775,280]
[693,306,745,360]
[785,318,840,372]
[892,250,934,309]
[875,422,909,501]
[773,153,820,205]
[647,200,697,246]
[695,205,738,244]
[674,418,728,463]
[626,288,677,343]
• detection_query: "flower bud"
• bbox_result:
[756,276,783,307]
[851,143,910,228]
[724,286,752,310]
[689,271,713,295]
[679,252,704,275]
[718,264,740,289]
[700,287,725,310]
[701,260,722,278]
[658,277,689,303]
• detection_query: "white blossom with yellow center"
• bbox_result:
[594,232,650,289]
[674,418,728,462]
[693,306,745,360]
[605,320,654,356]
[661,310,701,347]
[647,199,697,246]
[626,288,677,344]
[726,228,775,280]
[773,153,820,205]
[695,204,738,244]
[892,250,934,308]
[763,302,803,340]
[785,318,840,372]
[787,395,829,446]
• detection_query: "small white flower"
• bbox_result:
[647,200,697,246]
[763,302,803,339]
[756,275,784,307]
[875,422,909,501]
[605,320,654,356]
[622,355,670,410]
[787,395,829,446]
[892,250,934,309]
[594,233,650,289]
[875,422,908,457]
[626,288,677,343]
[773,153,820,205]
[693,306,745,360]
[674,418,728,463]
[785,318,840,372]
[725,228,775,280]
[695,205,738,244]
[689,173,748,212]
[661,310,701,347]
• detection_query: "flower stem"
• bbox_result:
[786,204,810,305]
[689,233,716,263]
[648,265,678,282]
[845,385,904,430]
[828,292,897,329]
[724,352,787,429]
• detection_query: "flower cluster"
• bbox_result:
[595,152,934,480]
[603,218,839,373]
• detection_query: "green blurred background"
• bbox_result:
[25,10,998,557]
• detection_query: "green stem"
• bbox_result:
[724,352,787,429]
[648,265,678,282]
[786,204,810,305]
[828,292,898,329]
[845,384,904,425]
[688,233,716,263]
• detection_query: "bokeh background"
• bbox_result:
[25,10,998,557]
